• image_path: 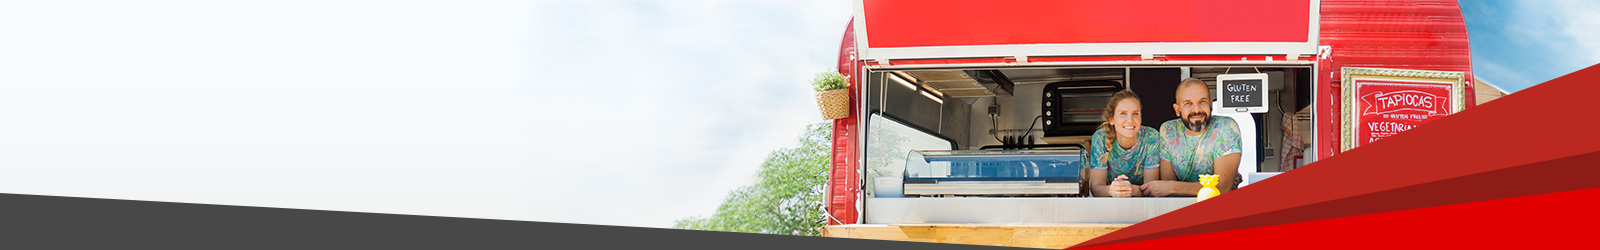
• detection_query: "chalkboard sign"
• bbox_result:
[1216,73,1269,113]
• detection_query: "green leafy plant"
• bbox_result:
[810,71,848,92]
[673,123,833,236]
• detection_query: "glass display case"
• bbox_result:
[902,149,1082,196]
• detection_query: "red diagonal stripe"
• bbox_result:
[1083,149,1600,247]
[1073,187,1600,249]
[1071,63,1600,248]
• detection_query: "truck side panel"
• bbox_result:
[1316,0,1474,160]
[828,19,862,225]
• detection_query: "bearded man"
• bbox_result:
[1141,78,1243,197]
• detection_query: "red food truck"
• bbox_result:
[821,0,1474,247]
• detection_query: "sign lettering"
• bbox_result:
[1220,79,1263,108]
[1352,80,1453,145]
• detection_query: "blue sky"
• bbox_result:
[0,0,1592,229]
[1462,0,1600,92]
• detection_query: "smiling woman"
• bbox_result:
[1084,90,1163,197]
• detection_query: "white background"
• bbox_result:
[0,0,849,228]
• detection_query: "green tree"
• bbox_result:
[673,123,833,236]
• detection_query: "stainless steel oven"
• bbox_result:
[1041,80,1123,137]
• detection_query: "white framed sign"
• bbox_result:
[1216,73,1270,113]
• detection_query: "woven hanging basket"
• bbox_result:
[816,88,850,120]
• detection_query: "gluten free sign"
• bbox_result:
[1222,79,1263,107]
[1217,73,1269,113]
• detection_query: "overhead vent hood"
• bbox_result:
[902,70,1015,98]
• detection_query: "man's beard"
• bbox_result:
[1182,112,1210,132]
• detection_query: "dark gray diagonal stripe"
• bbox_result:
[0,193,1023,250]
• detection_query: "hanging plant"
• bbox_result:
[812,71,851,120]
[811,71,848,92]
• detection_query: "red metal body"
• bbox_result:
[826,0,1474,224]
[827,19,861,225]
[862,0,1311,48]
[1315,0,1474,160]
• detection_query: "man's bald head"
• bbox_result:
[1175,78,1208,102]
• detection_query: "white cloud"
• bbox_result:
[1550,0,1600,67]
[517,0,851,227]
[1511,0,1600,69]
[1471,60,1522,91]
